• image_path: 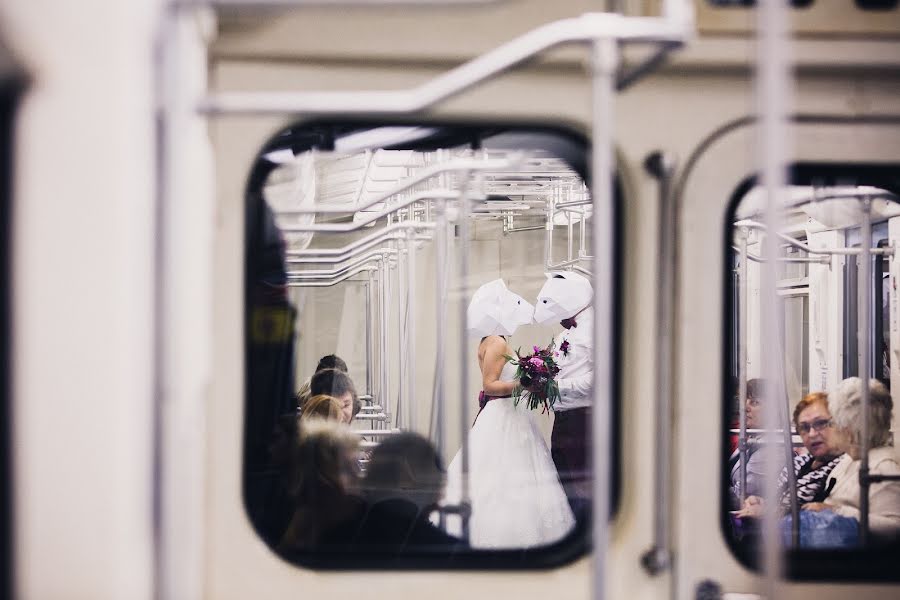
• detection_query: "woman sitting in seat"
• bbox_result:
[736,391,845,519]
[277,419,364,553]
[793,377,900,546]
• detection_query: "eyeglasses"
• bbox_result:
[797,418,833,435]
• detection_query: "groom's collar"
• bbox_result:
[560,305,591,330]
[561,307,593,344]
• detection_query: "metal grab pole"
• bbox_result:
[545,190,555,269]
[737,227,750,506]
[567,188,575,263]
[201,13,691,117]
[406,228,417,433]
[380,259,390,428]
[387,243,399,429]
[458,170,473,544]
[859,197,872,546]
[758,0,792,591]
[641,152,676,575]
[780,380,800,548]
[432,196,449,528]
[591,37,617,600]
[365,274,374,399]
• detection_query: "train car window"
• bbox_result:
[243,123,614,569]
[725,168,900,580]
[843,231,892,384]
[856,0,899,10]
[0,45,22,600]
[707,1,815,7]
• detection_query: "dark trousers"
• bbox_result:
[551,407,591,524]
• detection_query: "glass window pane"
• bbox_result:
[243,124,607,568]
[726,181,900,568]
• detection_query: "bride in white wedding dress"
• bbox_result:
[439,279,575,549]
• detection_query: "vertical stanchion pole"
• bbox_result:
[380,258,390,428]
[159,6,209,598]
[590,36,617,600]
[397,234,407,429]
[458,168,473,543]
[433,198,448,528]
[567,190,575,263]
[859,197,872,546]
[580,187,588,260]
[758,0,792,590]
[407,228,417,433]
[365,276,373,398]
[545,186,555,269]
[737,227,750,505]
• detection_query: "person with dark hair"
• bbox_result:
[277,420,363,552]
[309,368,360,423]
[316,354,348,373]
[295,354,351,412]
[356,432,459,552]
[728,378,783,507]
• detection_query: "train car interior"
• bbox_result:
[3,1,900,599]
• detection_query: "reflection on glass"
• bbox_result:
[243,127,594,563]
[728,184,900,554]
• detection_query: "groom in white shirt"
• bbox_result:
[534,271,593,521]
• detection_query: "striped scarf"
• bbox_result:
[778,453,844,510]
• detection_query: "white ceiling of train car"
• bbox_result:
[735,185,900,231]
[261,144,590,250]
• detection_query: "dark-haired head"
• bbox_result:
[364,432,445,511]
[310,369,359,422]
[316,354,348,374]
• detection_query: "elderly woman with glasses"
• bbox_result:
[797,377,900,544]
[736,391,846,519]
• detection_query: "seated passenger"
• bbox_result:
[736,391,845,518]
[300,394,348,424]
[296,354,349,410]
[729,379,785,507]
[277,419,364,553]
[309,368,361,423]
[791,377,900,546]
[356,432,459,552]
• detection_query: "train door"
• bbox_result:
[675,117,900,597]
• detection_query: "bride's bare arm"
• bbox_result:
[481,337,518,397]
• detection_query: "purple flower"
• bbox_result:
[560,340,570,356]
[528,356,544,369]
[533,345,541,353]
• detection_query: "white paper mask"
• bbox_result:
[533,271,593,324]
[467,279,535,337]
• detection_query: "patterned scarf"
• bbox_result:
[778,452,844,510]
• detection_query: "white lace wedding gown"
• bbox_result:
[440,361,575,548]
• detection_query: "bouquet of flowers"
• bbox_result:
[504,341,562,413]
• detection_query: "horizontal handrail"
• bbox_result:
[200,13,689,116]
[735,220,895,257]
[351,429,404,437]
[286,264,378,287]
[280,190,463,232]
[731,246,831,265]
[179,0,502,7]
[286,250,393,279]
[286,222,434,258]
[276,155,523,215]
